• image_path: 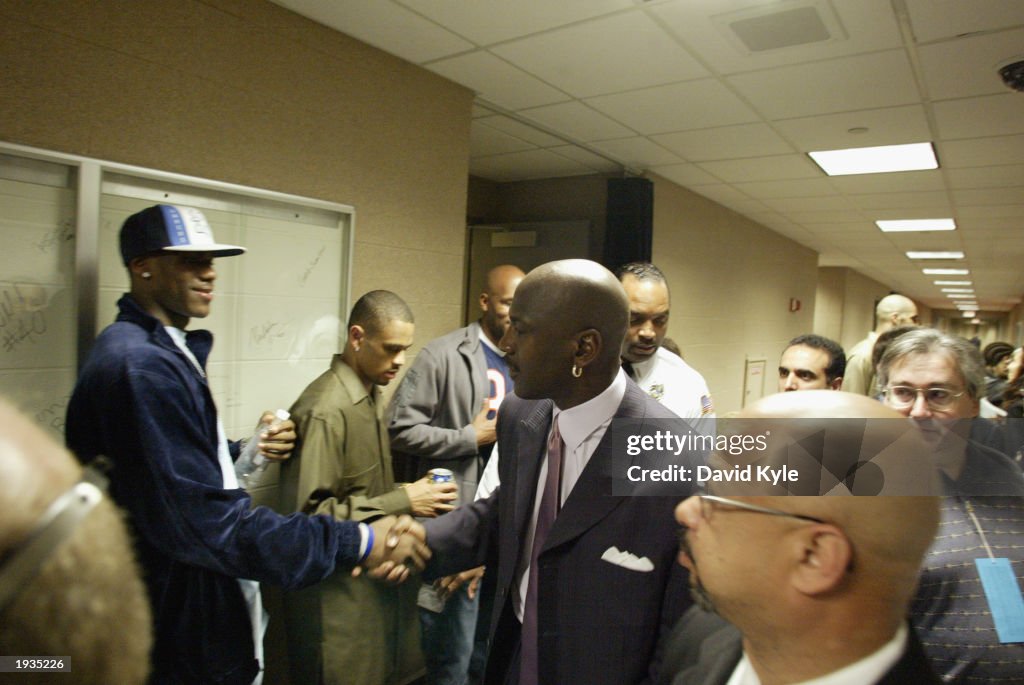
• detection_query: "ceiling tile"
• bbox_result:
[846,191,950,211]
[652,123,794,161]
[933,93,1024,139]
[785,209,874,223]
[941,134,1024,168]
[519,102,635,142]
[762,195,857,212]
[474,114,567,147]
[946,165,1024,190]
[903,0,1024,43]
[427,51,570,109]
[955,204,1024,218]
[648,164,723,187]
[588,137,685,167]
[918,27,1024,100]
[585,79,760,134]
[954,188,1024,207]
[398,0,634,45]
[272,0,473,63]
[771,104,931,151]
[732,177,838,199]
[545,145,623,173]
[470,120,537,156]
[691,184,760,206]
[492,12,709,98]
[469,148,597,181]
[696,154,821,182]
[651,0,903,74]
[726,50,920,119]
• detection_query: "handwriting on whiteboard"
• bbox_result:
[0,284,49,353]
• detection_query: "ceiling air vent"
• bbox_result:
[713,0,847,55]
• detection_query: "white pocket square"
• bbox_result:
[600,546,654,572]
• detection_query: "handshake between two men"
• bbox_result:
[355,470,458,583]
[356,514,431,583]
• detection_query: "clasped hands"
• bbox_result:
[354,514,431,583]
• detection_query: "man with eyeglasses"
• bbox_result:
[664,494,942,684]
[0,399,152,684]
[877,328,1024,682]
[842,293,919,396]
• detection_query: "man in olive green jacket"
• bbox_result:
[277,290,457,685]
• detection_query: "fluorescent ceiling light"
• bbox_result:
[876,218,955,232]
[941,288,975,293]
[963,312,977,318]
[907,251,964,259]
[934,280,972,286]
[923,268,969,275]
[955,303,979,309]
[947,294,974,299]
[808,142,938,176]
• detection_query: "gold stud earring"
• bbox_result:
[141,272,151,279]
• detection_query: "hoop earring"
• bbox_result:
[141,272,151,279]
[571,363,583,378]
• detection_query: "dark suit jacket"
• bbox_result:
[662,608,942,685]
[424,380,699,685]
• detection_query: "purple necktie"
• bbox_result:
[520,414,563,685]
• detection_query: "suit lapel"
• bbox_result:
[677,627,743,685]
[513,400,554,543]
[542,383,650,552]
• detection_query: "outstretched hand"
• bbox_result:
[353,515,431,584]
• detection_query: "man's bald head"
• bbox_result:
[0,401,151,684]
[479,264,525,345]
[874,294,918,332]
[502,260,629,408]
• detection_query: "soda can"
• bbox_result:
[428,468,454,483]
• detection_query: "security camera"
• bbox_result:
[997,56,1024,92]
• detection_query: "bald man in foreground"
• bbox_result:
[659,391,943,684]
[422,260,698,685]
[0,400,152,684]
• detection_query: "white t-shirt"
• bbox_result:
[629,346,715,419]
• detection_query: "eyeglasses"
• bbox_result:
[695,495,825,525]
[0,464,107,614]
[884,385,966,411]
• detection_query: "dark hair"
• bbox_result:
[786,334,846,383]
[614,261,666,284]
[348,290,413,334]
[983,341,1014,367]
[871,326,918,371]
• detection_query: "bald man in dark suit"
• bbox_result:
[422,259,698,685]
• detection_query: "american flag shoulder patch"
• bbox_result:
[700,395,714,416]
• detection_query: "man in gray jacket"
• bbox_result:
[388,264,524,685]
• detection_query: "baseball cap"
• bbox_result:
[119,204,246,265]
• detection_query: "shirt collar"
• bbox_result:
[478,327,505,356]
[553,368,627,454]
[630,348,660,379]
[331,354,377,406]
[731,623,907,685]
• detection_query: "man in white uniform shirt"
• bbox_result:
[616,262,714,418]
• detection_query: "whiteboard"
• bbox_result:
[0,155,78,442]
[0,145,354,480]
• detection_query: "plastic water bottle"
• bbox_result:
[235,408,290,489]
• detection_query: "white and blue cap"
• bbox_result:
[119,204,246,265]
